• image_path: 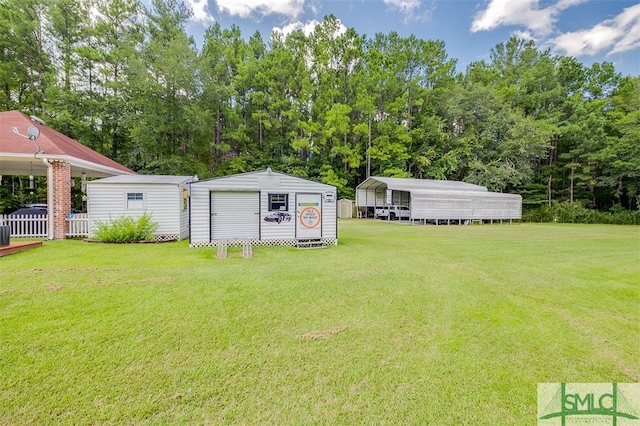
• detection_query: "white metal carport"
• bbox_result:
[355,176,521,223]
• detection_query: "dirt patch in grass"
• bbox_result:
[31,267,127,274]
[44,284,63,291]
[296,326,347,340]
[90,276,173,287]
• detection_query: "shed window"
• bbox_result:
[269,194,288,211]
[127,192,144,210]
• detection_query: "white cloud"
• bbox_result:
[471,0,640,58]
[551,25,618,56]
[272,18,347,39]
[511,30,535,42]
[383,0,421,15]
[549,3,640,57]
[184,0,215,24]
[308,0,321,16]
[608,3,640,54]
[471,0,587,36]
[383,0,435,23]
[215,0,305,19]
[273,20,322,38]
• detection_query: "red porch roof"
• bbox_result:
[0,110,134,177]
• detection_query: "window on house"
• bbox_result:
[269,194,288,211]
[127,192,144,210]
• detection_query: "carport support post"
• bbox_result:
[51,160,71,239]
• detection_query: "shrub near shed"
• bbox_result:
[93,213,158,243]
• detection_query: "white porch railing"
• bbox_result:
[0,214,48,238]
[66,213,89,237]
[0,213,89,238]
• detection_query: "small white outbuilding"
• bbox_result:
[189,168,337,247]
[87,175,195,241]
[337,199,355,218]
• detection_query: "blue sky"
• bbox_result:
[178,0,639,76]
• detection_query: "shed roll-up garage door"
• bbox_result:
[210,191,259,240]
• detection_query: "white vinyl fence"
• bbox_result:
[0,214,48,238]
[0,213,89,238]
[66,213,89,237]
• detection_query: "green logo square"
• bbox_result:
[538,383,640,425]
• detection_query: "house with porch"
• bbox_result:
[0,110,135,240]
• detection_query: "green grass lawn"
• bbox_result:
[1,221,638,425]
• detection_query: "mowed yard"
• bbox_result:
[1,220,638,425]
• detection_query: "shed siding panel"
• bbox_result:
[87,183,182,238]
[322,197,337,238]
[179,210,189,239]
[189,185,211,243]
[146,187,180,234]
[260,191,295,239]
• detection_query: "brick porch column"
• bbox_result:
[51,160,71,239]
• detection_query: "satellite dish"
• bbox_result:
[27,125,40,140]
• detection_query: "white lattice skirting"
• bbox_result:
[190,238,338,248]
[152,234,179,242]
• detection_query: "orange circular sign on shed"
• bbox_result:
[299,207,321,229]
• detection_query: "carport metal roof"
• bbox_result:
[356,176,488,192]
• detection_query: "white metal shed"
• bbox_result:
[356,176,521,222]
[87,175,195,241]
[337,199,355,218]
[189,168,337,247]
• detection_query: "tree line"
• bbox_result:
[1,0,638,211]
